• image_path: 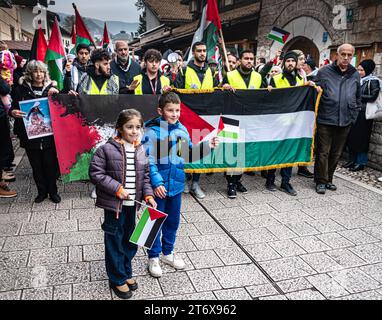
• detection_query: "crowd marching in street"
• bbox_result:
[0,37,381,299]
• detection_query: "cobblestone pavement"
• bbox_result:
[1,151,382,301]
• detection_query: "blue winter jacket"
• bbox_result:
[142,116,210,197]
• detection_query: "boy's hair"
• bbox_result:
[91,48,111,64]
[143,49,162,62]
[76,43,90,54]
[115,109,143,137]
[192,41,206,52]
[158,92,181,109]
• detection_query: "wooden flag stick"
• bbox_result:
[219,28,230,72]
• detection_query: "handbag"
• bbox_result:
[365,80,382,120]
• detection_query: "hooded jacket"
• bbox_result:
[142,116,211,197]
[315,61,362,127]
[89,137,154,216]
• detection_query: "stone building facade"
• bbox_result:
[256,0,382,170]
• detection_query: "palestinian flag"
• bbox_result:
[30,24,48,62]
[99,22,111,51]
[69,24,76,54]
[49,87,321,182]
[267,27,290,44]
[217,116,239,140]
[130,206,168,250]
[188,0,222,61]
[73,3,95,47]
[45,18,65,91]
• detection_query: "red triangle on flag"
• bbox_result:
[217,116,224,135]
[179,102,215,145]
[148,207,167,221]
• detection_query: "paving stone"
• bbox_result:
[69,208,103,220]
[219,218,253,232]
[332,214,376,229]
[305,273,349,299]
[302,206,343,220]
[31,210,69,222]
[269,239,307,257]
[2,234,52,251]
[335,290,382,300]
[53,284,72,300]
[73,280,111,300]
[211,264,268,288]
[300,252,343,273]
[259,257,316,282]
[328,268,381,294]
[158,272,195,295]
[218,197,252,208]
[8,202,33,213]
[186,250,224,269]
[286,288,326,300]
[316,233,355,249]
[349,243,382,264]
[28,247,68,267]
[174,236,198,252]
[19,221,46,235]
[32,201,57,212]
[0,290,21,300]
[241,203,278,216]
[196,199,227,211]
[307,219,345,233]
[213,288,252,300]
[244,243,281,261]
[0,268,17,291]
[334,202,370,215]
[244,214,281,228]
[270,200,304,213]
[182,211,214,223]
[215,246,253,265]
[258,294,288,300]
[245,283,279,298]
[55,199,73,210]
[276,277,313,293]
[209,207,249,220]
[363,225,382,240]
[326,248,367,268]
[72,198,96,209]
[64,183,89,193]
[292,236,332,253]
[190,234,236,250]
[21,287,53,300]
[181,201,203,212]
[187,269,222,292]
[272,210,314,224]
[362,211,382,224]
[154,291,216,300]
[177,223,201,237]
[244,192,281,204]
[46,219,78,233]
[192,221,224,235]
[298,197,339,209]
[0,204,10,214]
[360,263,382,283]
[339,229,380,245]
[78,218,102,231]
[232,227,278,246]
[83,244,104,261]
[285,222,320,236]
[16,262,90,289]
[329,194,362,205]
[52,230,103,247]
[0,222,21,237]
[0,251,29,268]
[89,260,107,281]
[69,246,83,263]
[266,224,298,240]
[130,275,163,300]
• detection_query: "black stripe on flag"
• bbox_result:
[144,216,167,249]
[272,26,290,36]
[221,117,239,127]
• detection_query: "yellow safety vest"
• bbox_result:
[184,67,214,89]
[226,69,262,89]
[85,75,119,95]
[133,74,170,95]
[272,73,304,88]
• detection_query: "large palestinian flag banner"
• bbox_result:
[48,86,320,183]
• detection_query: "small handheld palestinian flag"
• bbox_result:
[267,27,290,44]
[217,116,240,140]
[130,205,168,249]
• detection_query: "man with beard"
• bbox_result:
[266,51,305,196]
[63,43,91,92]
[111,40,141,93]
[222,50,266,198]
[133,49,171,95]
[75,49,119,95]
[174,41,218,199]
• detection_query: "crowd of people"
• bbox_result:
[0,39,381,299]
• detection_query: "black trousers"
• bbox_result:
[225,173,242,184]
[25,146,60,196]
[0,115,14,169]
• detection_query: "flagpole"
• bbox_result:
[219,29,230,72]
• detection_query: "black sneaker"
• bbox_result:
[227,183,237,199]
[343,161,354,168]
[325,183,337,191]
[316,184,326,194]
[49,194,61,203]
[236,181,248,193]
[280,183,297,196]
[34,194,47,203]
[297,167,314,178]
[265,181,277,192]
[244,171,256,176]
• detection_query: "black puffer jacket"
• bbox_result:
[9,79,55,149]
[89,137,154,215]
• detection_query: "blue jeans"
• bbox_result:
[103,206,137,286]
[186,173,200,183]
[267,167,292,184]
[147,192,182,258]
[350,152,368,166]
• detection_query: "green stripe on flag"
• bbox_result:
[130,208,150,244]
[218,131,239,139]
[267,33,284,44]
[76,36,92,46]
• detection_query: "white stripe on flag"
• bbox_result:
[136,216,156,247]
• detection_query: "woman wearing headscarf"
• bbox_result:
[345,59,381,171]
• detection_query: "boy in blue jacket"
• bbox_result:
[142,92,219,277]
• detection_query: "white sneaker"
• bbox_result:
[161,252,185,270]
[183,181,190,194]
[90,187,97,199]
[191,182,205,199]
[378,177,382,182]
[148,257,162,277]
